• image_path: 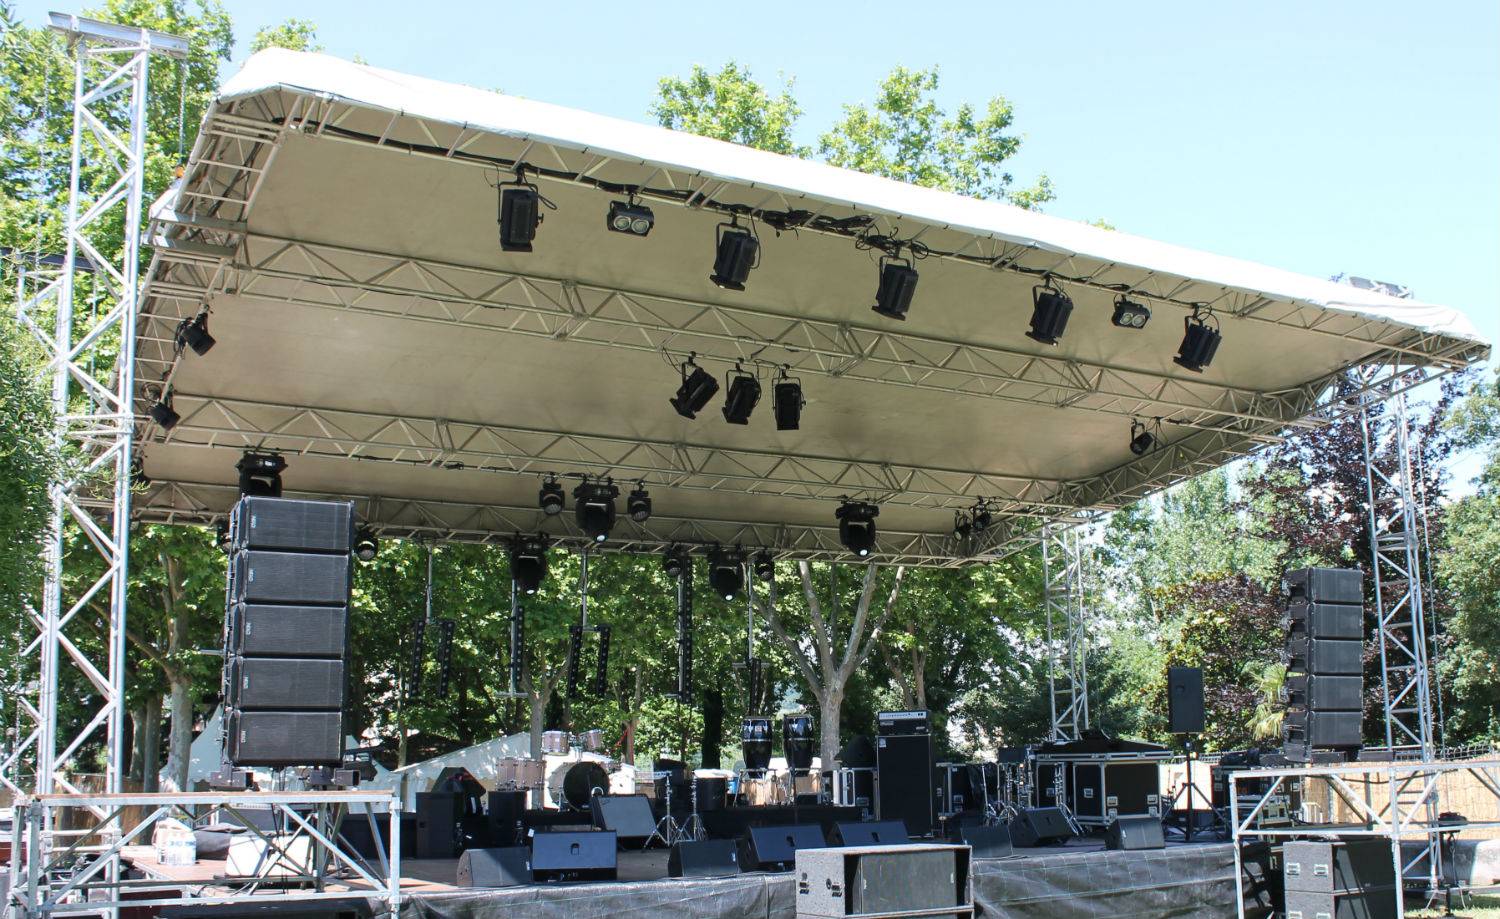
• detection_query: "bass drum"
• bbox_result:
[548,761,610,811]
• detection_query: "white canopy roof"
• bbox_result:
[129,50,1489,566]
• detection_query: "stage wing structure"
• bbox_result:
[128,50,1489,566]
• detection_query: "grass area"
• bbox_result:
[1410,895,1500,918]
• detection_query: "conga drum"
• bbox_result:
[741,717,772,774]
[782,714,814,771]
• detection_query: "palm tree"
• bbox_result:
[1243,661,1286,743]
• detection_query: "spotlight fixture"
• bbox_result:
[709,220,759,291]
[498,170,546,252]
[175,312,215,355]
[1110,294,1151,329]
[1174,306,1222,373]
[835,499,879,557]
[573,478,620,543]
[670,353,720,419]
[538,475,565,516]
[772,366,804,432]
[707,544,745,601]
[871,256,919,321]
[149,393,180,431]
[971,502,992,533]
[607,198,654,237]
[662,544,689,579]
[1129,418,1158,456]
[752,550,775,583]
[721,363,761,425]
[627,483,652,522]
[1026,280,1073,346]
[236,451,286,498]
[509,533,550,595]
[353,526,379,562]
[953,510,972,540]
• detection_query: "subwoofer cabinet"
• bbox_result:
[794,844,972,919]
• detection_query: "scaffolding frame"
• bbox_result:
[1042,524,1090,743]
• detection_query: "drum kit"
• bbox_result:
[541,728,606,755]
[495,757,546,791]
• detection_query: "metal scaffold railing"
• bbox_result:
[1041,523,1089,743]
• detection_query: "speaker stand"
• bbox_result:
[648,771,680,849]
[1176,737,1226,842]
[678,778,705,843]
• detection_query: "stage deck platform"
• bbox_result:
[126,837,1244,919]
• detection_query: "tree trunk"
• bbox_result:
[911,648,928,711]
[702,689,724,768]
[158,552,195,792]
[623,668,645,764]
[164,677,192,791]
[818,688,843,766]
[128,705,146,784]
[141,694,162,793]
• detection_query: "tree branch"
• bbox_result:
[838,564,881,676]
[756,588,825,699]
[844,565,906,680]
[798,561,835,672]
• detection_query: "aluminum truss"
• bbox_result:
[1042,524,1090,742]
[0,15,187,806]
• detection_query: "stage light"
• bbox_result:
[236,451,286,498]
[149,395,180,431]
[835,499,879,557]
[499,185,542,252]
[607,199,654,237]
[1110,295,1151,329]
[509,533,549,595]
[1026,281,1073,346]
[710,222,759,291]
[627,484,652,522]
[670,353,720,419]
[953,510,972,540]
[871,258,919,321]
[353,526,379,562]
[971,503,992,533]
[753,550,775,583]
[721,364,761,425]
[175,312,215,355]
[1130,419,1157,456]
[662,544,689,579]
[773,369,804,432]
[538,475,565,516]
[708,545,745,600]
[573,478,619,543]
[1174,307,1222,373]
[214,519,231,553]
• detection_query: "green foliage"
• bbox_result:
[651,62,806,156]
[249,18,321,54]
[0,322,56,621]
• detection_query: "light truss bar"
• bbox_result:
[1042,524,1089,741]
[106,479,1024,567]
[153,393,1075,513]
[48,12,189,57]
[138,231,1350,441]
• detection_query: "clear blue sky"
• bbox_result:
[18,0,1500,463]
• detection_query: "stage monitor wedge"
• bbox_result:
[457,847,531,887]
[530,830,617,882]
[669,839,740,878]
[958,823,1013,860]
[589,794,657,845]
[830,820,910,847]
[739,824,826,872]
[1009,807,1075,847]
[1105,816,1165,851]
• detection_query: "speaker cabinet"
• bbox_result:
[229,657,345,710]
[1168,666,1205,734]
[795,844,971,919]
[456,847,531,887]
[588,795,657,844]
[669,839,739,878]
[232,603,348,658]
[227,710,342,767]
[1105,816,1165,851]
[1009,808,1075,847]
[1283,839,1395,893]
[739,824,826,871]
[1285,567,1363,605]
[1286,636,1363,675]
[530,831,617,882]
[1283,710,1362,749]
[1287,600,1364,640]
[415,792,464,859]
[1284,887,1397,919]
[876,712,936,838]
[486,791,526,848]
[233,551,351,605]
[830,820,910,847]
[1285,675,1363,712]
[232,497,355,553]
[958,823,1013,860]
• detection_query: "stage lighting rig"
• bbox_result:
[175,311,215,355]
[709,219,759,291]
[354,526,379,562]
[509,533,550,595]
[1026,280,1073,346]
[497,167,550,252]
[573,477,620,543]
[149,391,180,431]
[708,545,745,600]
[753,550,775,583]
[607,196,654,237]
[835,499,879,557]
[1110,294,1151,329]
[871,256,919,321]
[970,501,992,533]
[670,352,720,419]
[722,363,761,425]
[627,483,652,522]
[772,365,804,432]
[1174,305,1222,373]
[538,475,565,516]
[662,544,689,579]
[1129,418,1159,456]
[236,451,286,498]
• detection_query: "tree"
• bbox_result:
[249,18,321,54]
[652,62,805,156]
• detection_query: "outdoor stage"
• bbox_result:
[120,838,1246,919]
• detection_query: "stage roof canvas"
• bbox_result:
[130,49,1490,566]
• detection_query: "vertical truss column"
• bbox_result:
[0,14,187,802]
[1042,524,1090,742]
[1361,389,1443,896]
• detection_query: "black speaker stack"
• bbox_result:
[875,710,937,838]
[223,497,354,768]
[1281,567,1365,763]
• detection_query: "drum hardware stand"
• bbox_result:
[679,779,706,842]
[648,772,681,848]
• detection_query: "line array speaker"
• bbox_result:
[1281,567,1364,762]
